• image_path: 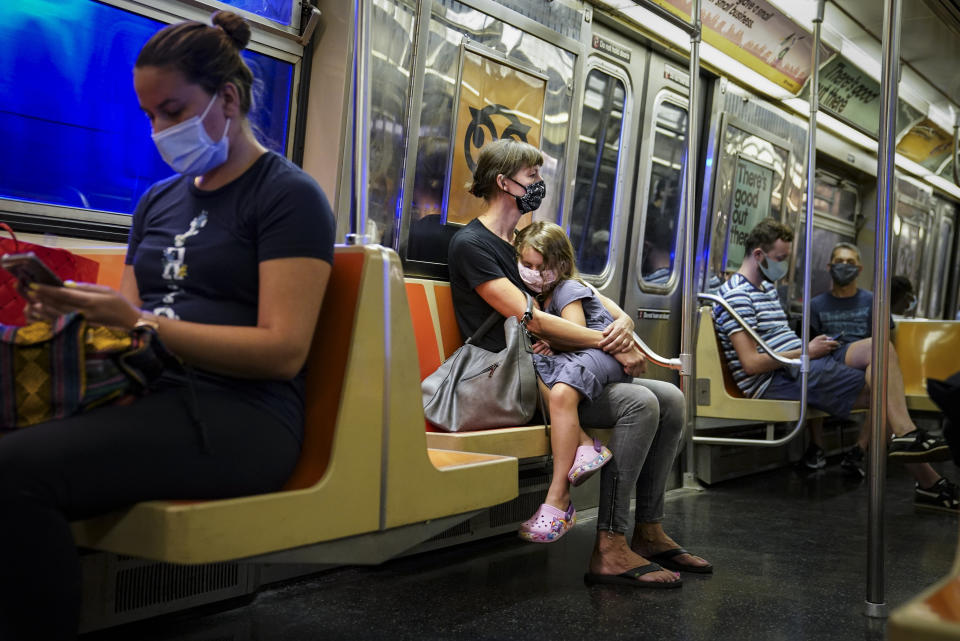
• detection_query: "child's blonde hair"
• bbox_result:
[514,221,578,283]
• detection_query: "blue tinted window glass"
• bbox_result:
[0,0,293,216]
[218,0,295,26]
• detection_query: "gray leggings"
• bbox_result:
[578,379,684,533]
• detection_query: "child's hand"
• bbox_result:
[531,339,554,356]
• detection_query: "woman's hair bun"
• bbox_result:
[211,11,251,50]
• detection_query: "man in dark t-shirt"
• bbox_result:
[805,242,893,478]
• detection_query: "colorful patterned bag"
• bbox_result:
[0,313,180,429]
[0,223,100,326]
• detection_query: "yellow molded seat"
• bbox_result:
[72,245,517,564]
[889,520,960,640]
[894,320,960,412]
[696,306,828,423]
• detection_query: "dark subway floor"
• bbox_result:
[84,460,958,641]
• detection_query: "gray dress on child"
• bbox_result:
[533,279,631,401]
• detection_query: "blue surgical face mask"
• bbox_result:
[151,93,230,176]
[759,251,789,282]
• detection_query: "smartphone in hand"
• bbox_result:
[1,252,63,288]
[828,330,844,342]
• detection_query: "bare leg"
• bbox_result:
[906,463,941,487]
[630,522,711,569]
[855,410,872,450]
[846,338,917,437]
[543,382,591,510]
[589,531,680,584]
[808,417,824,449]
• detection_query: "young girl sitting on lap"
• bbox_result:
[515,221,631,543]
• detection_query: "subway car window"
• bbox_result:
[792,226,856,299]
[893,206,926,299]
[0,1,293,217]
[401,2,577,272]
[639,99,687,289]
[813,173,859,223]
[928,215,953,317]
[569,69,626,276]
[217,0,297,25]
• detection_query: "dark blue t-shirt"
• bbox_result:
[809,288,892,344]
[126,152,336,443]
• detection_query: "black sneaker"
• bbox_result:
[841,445,866,479]
[915,477,960,513]
[802,443,826,470]
[889,429,952,462]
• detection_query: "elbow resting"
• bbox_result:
[740,360,762,376]
[269,345,311,380]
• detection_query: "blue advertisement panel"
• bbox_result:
[0,0,293,216]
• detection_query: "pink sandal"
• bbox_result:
[518,502,576,543]
[568,438,612,486]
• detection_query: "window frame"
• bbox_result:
[0,0,306,240]
[635,89,688,295]
[569,57,633,284]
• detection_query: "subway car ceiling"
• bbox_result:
[590,0,960,197]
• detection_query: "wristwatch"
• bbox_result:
[134,314,160,332]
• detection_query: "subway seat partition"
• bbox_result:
[70,245,517,564]
[695,306,825,423]
[893,319,960,412]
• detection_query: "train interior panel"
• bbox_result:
[2,0,960,639]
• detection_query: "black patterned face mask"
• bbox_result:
[829,262,860,286]
[507,177,546,213]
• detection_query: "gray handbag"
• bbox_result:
[421,295,538,432]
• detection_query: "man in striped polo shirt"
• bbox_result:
[713,219,952,483]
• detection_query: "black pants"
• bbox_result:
[0,388,301,640]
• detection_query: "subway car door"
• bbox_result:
[619,53,695,383]
[566,22,645,317]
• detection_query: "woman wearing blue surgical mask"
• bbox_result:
[2,12,335,639]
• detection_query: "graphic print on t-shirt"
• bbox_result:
[155,211,208,319]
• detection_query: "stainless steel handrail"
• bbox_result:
[352,0,371,241]
[678,0,703,488]
[633,333,682,371]
[866,0,901,621]
[696,293,801,374]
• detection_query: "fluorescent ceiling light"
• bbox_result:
[925,174,960,200]
[699,42,794,100]
[614,3,689,51]
[816,111,878,152]
[894,154,931,178]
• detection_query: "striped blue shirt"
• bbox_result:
[714,273,802,398]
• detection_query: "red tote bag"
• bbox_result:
[0,223,100,326]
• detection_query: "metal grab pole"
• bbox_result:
[680,0,702,490]
[351,0,372,242]
[866,0,901,620]
[793,0,826,455]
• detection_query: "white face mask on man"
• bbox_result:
[151,93,231,176]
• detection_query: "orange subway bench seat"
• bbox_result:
[72,246,517,565]
[405,277,608,459]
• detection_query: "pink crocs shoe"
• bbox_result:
[568,438,612,486]
[518,502,576,543]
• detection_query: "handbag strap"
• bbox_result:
[464,294,535,345]
[0,223,18,253]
